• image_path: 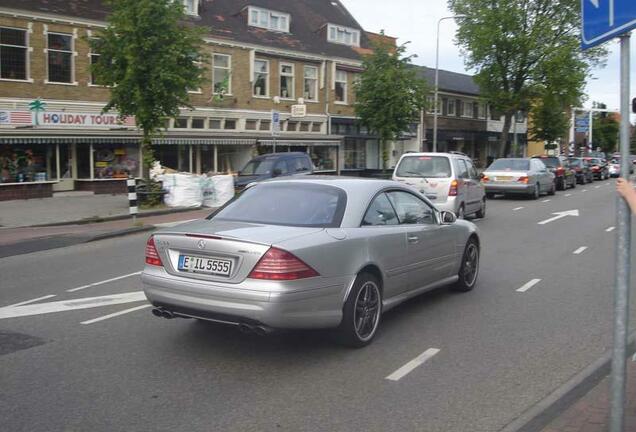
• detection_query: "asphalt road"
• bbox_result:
[2,179,636,432]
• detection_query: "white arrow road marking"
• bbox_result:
[542,199,551,203]
[0,291,147,320]
[81,304,151,325]
[573,246,588,255]
[5,294,56,308]
[565,194,572,197]
[513,207,524,211]
[538,210,580,225]
[386,348,440,381]
[517,279,542,293]
[607,226,616,232]
[67,271,141,293]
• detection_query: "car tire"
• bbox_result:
[548,181,556,196]
[532,183,540,200]
[457,205,465,220]
[475,198,486,219]
[338,273,382,348]
[452,238,479,292]
[557,178,565,191]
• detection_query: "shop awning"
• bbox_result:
[0,136,257,146]
[258,139,341,147]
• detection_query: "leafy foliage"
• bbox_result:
[448,0,606,156]
[91,0,206,175]
[354,34,428,169]
[591,102,620,154]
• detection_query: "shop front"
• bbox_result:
[257,138,341,173]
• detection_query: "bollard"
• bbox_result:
[127,176,138,224]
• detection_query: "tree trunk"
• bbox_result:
[500,113,513,157]
[141,130,155,180]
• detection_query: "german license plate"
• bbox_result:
[178,255,232,276]
[495,176,512,181]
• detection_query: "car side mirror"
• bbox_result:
[440,210,457,225]
[272,168,283,177]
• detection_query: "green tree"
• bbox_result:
[91,0,206,176]
[591,102,619,154]
[354,34,428,170]
[448,0,605,157]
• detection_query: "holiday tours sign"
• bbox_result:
[38,111,136,127]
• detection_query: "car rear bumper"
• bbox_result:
[484,183,534,194]
[431,197,458,213]
[141,269,351,329]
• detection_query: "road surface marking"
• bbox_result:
[538,210,580,225]
[81,304,151,325]
[67,271,142,293]
[582,189,588,192]
[0,291,146,320]
[542,199,551,203]
[385,348,440,381]
[573,247,588,255]
[565,194,572,197]
[516,279,542,293]
[606,226,616,232]
[513,207,524,211]
[154,219,199,228]
[595,185,601,189]
[5,294,56,308]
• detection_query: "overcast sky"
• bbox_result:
[341,0,633,113]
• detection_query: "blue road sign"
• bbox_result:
[582,0,636,49]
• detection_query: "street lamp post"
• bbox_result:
[433,15,467,153]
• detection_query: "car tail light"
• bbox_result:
[481,175,490,183]
[517,176,529,184]
[556,167,565,175]
[449,179,459,196]
[145,236,163,267]
[248,247,319,280]
[592,166,599,171]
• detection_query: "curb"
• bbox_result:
[87,225,156,242]
[500,330,636,432]
[25,206,204,228]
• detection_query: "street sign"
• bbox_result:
[271,110,280,136]
[290,104,307,118]
[581,0,636,49]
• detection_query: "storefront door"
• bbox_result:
[53,144,74,192]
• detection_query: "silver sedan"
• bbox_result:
[483,158,556,199]
[142,177,480,347]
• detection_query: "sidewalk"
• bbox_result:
[541,359,636,432]
[0,192,202,228]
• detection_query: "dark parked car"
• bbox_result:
[583,157,609,180]
[568,158,593,184]
[234,152,314,190]
[531,155,576,190]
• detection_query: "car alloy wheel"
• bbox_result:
[453,239,479,292]
[338,273,382,348]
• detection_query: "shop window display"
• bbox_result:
[93,144,139,179]
[0,145,50,183]
[311,146,337,171]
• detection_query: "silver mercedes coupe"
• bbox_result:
[142,177,480,347]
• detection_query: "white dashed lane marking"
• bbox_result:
[67,271,142,293]
[573,247,588,255]
[80,304,151,325]
[513,207,524,211]
[516,279,542,293]
[542,199,551,203]
[4,294,56,308]
[607,226,616,232]
[386,348,441,381]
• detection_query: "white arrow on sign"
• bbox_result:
[0,291,147,320]
[538,210,580,225]
[590,0,599,8]
[589,0,616,26]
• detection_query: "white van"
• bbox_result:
[392,152,486,219]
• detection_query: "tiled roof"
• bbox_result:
[415,66,481,96]
[0,0,371,61]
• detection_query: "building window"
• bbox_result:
[279,63,294,99]
[89,38,103,85]
[327,24,360,47]
[516,111,525,123]
[304,66,318,101]
[245,120,257,130]
[209,119,222,129]
[260,120,271,131]
[47,33,73,83]
[312,122,322,133]
[344,138,366,169]
[462,100,473,118]
[427,95,441,115]
[224,119,237,130]
[248,7,290,33]
[253,59,269,97]
[478,103,486,119]
[299,122,310,132]
[174,118,188,128]
[0,27,28,80]
[490,107,502,121]
[191,118,205,129]
[287,121,298,132]
[212,54,231,95]
[335,69,347,104]
[447,99,456,116]
[183,0,198,16]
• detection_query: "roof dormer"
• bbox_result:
[327,24,360,47]
[247,6,290,33]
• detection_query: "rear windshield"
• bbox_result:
[395,156,452,178]
[587,158,601,164]
[240,159,275,176]
[210,183,346,228]
[534,157,559,168]
[568,159,582,166]
[488,159,530,171]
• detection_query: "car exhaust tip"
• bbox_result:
[238,323,253,334]
[151,308,163,318]
[161,310,175,319]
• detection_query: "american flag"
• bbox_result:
[10,111,33,124]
